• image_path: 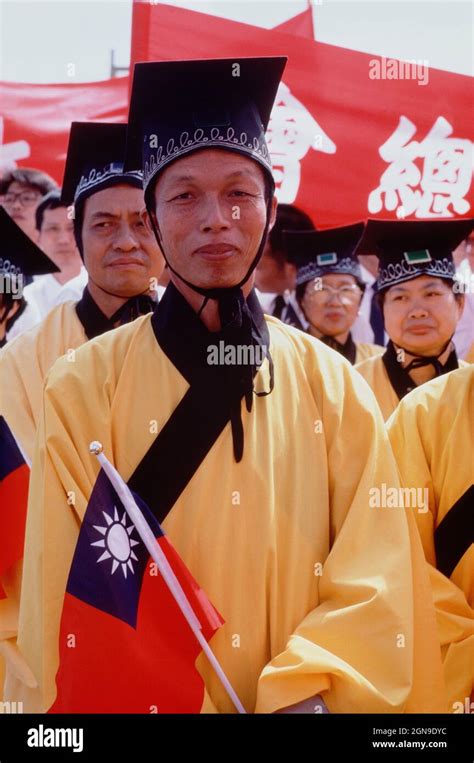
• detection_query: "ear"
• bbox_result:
[455,291,465,318]
[267,196,278,233]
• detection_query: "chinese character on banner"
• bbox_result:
[0,117,30,174]
[368,115,472,218]
[267,82,336,204]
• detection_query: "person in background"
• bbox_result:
[286,222,384,364]
[0,122,164,699]
[387,364,474,712]
[0,169,60,339]
[452,230,474,359]
[22,190,84,320]
[352,252,386,347]
[0,167,57,244]
[0,207,59,349]
[0,207,59,699]
[255,202,315,329]
[355,218,472,420]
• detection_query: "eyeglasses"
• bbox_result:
[2,191,41,207]
[305,283,362,303]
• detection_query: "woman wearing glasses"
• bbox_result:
[284,222,384,365]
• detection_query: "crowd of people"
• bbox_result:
[0,55,472,714]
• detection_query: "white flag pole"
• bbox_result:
[89,441,246,715]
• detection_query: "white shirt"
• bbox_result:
[351,265,387,346]
[453,258,474,359]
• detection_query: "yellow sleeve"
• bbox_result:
[256,356,447,713]
[387,401,474,709]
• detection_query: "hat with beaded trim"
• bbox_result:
[355,218,474,292]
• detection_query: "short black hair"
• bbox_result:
[267,204,315,267]
[35,190,68,231]
[0,167,57,197]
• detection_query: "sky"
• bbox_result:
[0,0,472,83]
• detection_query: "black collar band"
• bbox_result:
[76,286,155,340]
[382,339,459,401]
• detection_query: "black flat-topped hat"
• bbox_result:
[356,218,474,292]
[0,206,59,279]
[284,222,365,286]
[61,122,143,206]
[124,57,287,204]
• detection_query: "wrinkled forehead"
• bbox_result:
[83,183,145,218]
[154,148,266,192]
[387,275,453,293]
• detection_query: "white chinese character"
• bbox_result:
[368,115,472,218]
[0,117,31,172]
[267,82,336,203]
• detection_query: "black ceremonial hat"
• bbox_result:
[61,122,143,206]
[0,207,59,279]
[355,218,474,292]
[124,57,287,202]
[284,222,365,286]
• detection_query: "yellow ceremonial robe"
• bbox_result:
[355,341,385,365]
[387,366,474,710]
[6,307,447,713]
[356,353,468,421]
[466,342,474,364]
[0,301,86,464]
[0,301,86,701]
[355,355,402,421]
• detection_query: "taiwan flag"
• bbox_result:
[49,468,223,713]
[0,416,29,600]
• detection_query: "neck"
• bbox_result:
[308,324,350,345]
[86,279,133,319]
[52,257,82,285]
[170,274,255,331]
[400,341,453,385]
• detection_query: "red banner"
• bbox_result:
[0,78,128,184]
[130,3,473,226]
[1,3,471,228]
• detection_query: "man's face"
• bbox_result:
[2,181,43,241]
[82,184,164,299]
[38,206,79,264]
[150,149,276,290]
[383,275,464,355]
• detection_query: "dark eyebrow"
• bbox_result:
[390,279,443,294]
[90,212,120,220]
[166,170,259,185]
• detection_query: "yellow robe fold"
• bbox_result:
[0,301,86,463]
[6,314,446,713]
[355,341,385,365]
[356,353,468,421]
[387,365,474,710]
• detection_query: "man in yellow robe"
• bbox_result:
[0,121,163,699]
[0,208,61,698]
[387,365,474,712]
[6,58,446,714]
[355,219,472,420]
